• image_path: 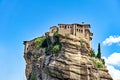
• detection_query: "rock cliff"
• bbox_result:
[24,29,113,80]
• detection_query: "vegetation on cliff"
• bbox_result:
[90,49,96,57]
[34,36,51,49]
[90,43,105,68]
[34,30,62,56]
[34,36,46,49]
[79,39,83,46]
[24,34,112,80]
[31,75,37,80]
[24,25,113,80]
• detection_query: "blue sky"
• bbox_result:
[0,0,120,80]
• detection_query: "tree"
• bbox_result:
[96,43,101,59]
[90,48,96,57]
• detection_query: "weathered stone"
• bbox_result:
[24,43,113,80]
[24,23,113,80]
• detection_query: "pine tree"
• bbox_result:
[96,43,101,59]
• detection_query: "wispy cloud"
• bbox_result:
[103,36,120,46]
[103,52,120,80]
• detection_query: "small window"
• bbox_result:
[81,30,83,33]
[65,26,66,29]
[77,29,78,31]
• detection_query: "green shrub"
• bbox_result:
[79,40,83,46]
[31,75,36,80]
[43,30,62,56]
[52,45,61,53]
[92,59,103,68]
[96,62,103,68]
[52,30,62,55]
[34,37,46,50]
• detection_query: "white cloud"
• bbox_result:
[103,52,120,66]
[103,52,120,80]
[106,64,120,80]
[103,36,120,46]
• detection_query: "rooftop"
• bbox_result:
[58,23,90,28]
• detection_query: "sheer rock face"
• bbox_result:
[24,34,113,80]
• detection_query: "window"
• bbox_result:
[65,26,66,29]
[81,30,83,33]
